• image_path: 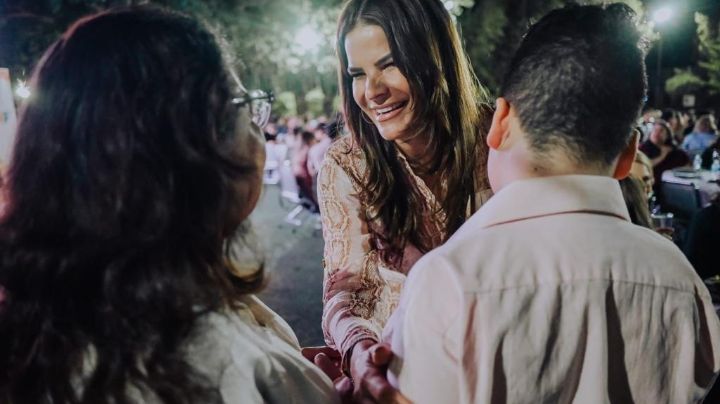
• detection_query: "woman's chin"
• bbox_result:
[376,123,406,142]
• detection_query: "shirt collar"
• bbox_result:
[466,175,630,230]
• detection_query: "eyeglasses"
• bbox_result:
[232,89,274,128]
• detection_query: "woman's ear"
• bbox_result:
[487,97,511,150]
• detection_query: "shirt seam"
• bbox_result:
[463,278,706,297]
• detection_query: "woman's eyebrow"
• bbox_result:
[347,65,363,75]
[374,53,393,67]
[347,53,393,75]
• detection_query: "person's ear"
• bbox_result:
[487,97,512,150]
[613,130,640,180]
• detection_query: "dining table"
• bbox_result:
[662,169,720,207]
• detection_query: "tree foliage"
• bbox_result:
[13,0,715,115]
[0,0,343,114]
[665,11,720,109]
[665,68,706,95]
[457,0,646,96]
[696,12,720,95]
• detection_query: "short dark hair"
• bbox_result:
[501,3,647,167]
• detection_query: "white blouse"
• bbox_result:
[182,295,339,404]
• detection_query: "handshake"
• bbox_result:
[302,341,412,404]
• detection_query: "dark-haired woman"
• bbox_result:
[639,120,690,195]
[315,0,491,399]
[0,7,337,404]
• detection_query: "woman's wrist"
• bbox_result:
[344,338,377,378]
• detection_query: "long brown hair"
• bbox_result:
[0,7,263,403]
[336,0,490,265]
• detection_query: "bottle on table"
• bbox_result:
[693,154,703,171]
[712,150,720,180]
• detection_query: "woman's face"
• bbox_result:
[649,123,668,146]
[345,24,413,143]
[232,80,266,223]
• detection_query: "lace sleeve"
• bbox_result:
[317,150,385,363]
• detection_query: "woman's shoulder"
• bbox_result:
[188,297,298,355]
[184,301,338,403]
[183,299,303,381]
[321,135,366,184]
[325,135,362,163]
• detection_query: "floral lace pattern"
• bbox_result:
[318,137,452,359]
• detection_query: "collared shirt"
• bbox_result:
[87,295,339,404]
[180,295,339,403]
[386,175,720,404]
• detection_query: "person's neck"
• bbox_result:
[495,151,613,192]
[395,135,432,168]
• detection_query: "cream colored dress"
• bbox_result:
[317,136,490,365]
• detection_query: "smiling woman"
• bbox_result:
[312,0,493,400]
[345,24,414,147]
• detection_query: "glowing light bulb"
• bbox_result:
[15,80,30,99]
[653,6,673,25]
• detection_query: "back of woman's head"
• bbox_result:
[619,176,653,229]
[336,0,489,264]
[0,7,262,403]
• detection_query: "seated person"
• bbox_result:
[622,145,655,229]
[661,108,688,145]
[639,120,690,195]
[629,149,654,198]
[682,114,718,159]
[387,4,720,403]
[0,8,337,403]
[619,175,653,229]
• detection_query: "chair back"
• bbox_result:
[660,181,702,220]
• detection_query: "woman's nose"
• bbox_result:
[365,74,390,105]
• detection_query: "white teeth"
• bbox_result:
[376,102,404,115]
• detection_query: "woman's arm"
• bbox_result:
[317,152,387,368]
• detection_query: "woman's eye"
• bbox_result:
[382,61,396,70]
[350,72,365,79]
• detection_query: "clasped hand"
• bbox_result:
[302,340,411,404]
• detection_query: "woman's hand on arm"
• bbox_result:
[301,343,410,404]
[349,340,411,404]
